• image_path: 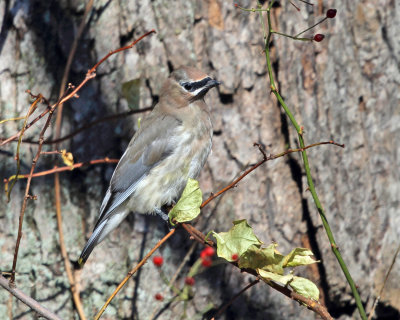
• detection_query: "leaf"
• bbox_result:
[239,243,285,274]
[61,149,74,168]
[121,79,141,110]
[257,269,294,285]
[169,178,202,223]
[257,270,320,301]
[213,220,262,261]
[282,248,319,268]
[289,276,320,300]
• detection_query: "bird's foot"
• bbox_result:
[154,207,169,221]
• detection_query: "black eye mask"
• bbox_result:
[181,77,212,92]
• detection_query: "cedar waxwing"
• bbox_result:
[78,66,220,266]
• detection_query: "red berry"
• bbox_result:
[313,34,325,42]
[231,253,239,261]
[152,256,163,267]
[201,247,215,258]
[154,293,163,301]
[234,3,238,7]
[201,258,212,267]
[326,9,337,19]
[185,277,195,286]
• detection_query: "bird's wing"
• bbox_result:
[93,113,182,229]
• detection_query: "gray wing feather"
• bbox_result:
[93,113,181,229]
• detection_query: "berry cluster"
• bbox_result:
[200,246,215,267]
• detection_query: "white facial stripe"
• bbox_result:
[191,87,206,96]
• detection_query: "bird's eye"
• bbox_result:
[183,83,193,91]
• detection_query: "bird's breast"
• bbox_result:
[127,114,212,214]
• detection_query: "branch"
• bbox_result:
[0,274,62,320]
[5,94,43,201]
[201,141,344,209]
[4,158,119,191]
[10,98,61,283]
[0,107,153,145]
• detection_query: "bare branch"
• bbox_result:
[0,274,62,320]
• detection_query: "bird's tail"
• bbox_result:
[78,219,108,267]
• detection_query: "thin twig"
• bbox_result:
[210,279,260,319]
[6,95,42,201]
[0,274,62,320]
[4,158,119,191]
[181,222,214,246]
[201,141,343,209]
[53,2,94,318]
[94,228,176,320]
[0,107,153,145]
[171,243,197,287]
[367,243,400,320]
[40,150,63,155]
[55,175,86,319]
[10,98,61,283]
[0,116,25,124]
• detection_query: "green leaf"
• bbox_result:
[239,243,285,274]
[257,270,320,301]
[282,248,319,268]
[169,178,202,223]
[213,220,262,261]
[121,79,141,110]
[289,276,320,300]
[257,269,294,285]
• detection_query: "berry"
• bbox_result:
[234,3,238,7]
[231,253,239,261]
[154,293,164,301]
[313,34,325,42]
[201,258,212,267]
[201,247,215,258]
[185,277,195,286]
[326,9,337,19]
[152,256,164,267]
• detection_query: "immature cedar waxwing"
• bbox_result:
[78,67,220,266]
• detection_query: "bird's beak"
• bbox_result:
[205,79,221,89]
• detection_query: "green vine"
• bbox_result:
[249,1,367,319]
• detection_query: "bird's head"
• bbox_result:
[161,66,220,104]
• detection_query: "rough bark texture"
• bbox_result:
[0,0,399,319]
